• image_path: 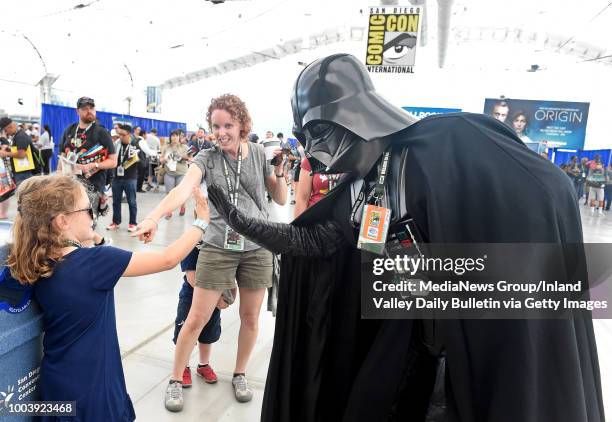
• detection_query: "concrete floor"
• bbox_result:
[5,185,610,421]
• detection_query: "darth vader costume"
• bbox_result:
[207,54,605,422]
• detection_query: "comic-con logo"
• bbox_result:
[0,385,15,412]
[365,6,421,74]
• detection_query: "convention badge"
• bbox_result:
[116,165,125,177]
[224,226,245,251]
[357,204,391,255]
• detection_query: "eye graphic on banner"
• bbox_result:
[365,6,422,74]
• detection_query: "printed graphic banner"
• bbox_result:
[402,106,462,120]
[483,98,590,150]
[365,5,422,74]
[111,116,132,127]
[146,86,162,114]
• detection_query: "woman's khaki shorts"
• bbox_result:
[195,243,273,290]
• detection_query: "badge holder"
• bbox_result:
[116,166,125,177]
[357,203,391,255]
[355,150,392,255]
[224,225,245,251]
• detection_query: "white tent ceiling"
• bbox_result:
[1,0,611,143]
[2,0,611,88]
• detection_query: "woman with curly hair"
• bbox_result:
[6,175,210,421]
[133,94,287,411]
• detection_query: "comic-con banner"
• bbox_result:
[365,5,422,74]
[402,106,462,120]
[483,98,590,150]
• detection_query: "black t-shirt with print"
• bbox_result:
[60,122,115,192]
[115,140,141,180]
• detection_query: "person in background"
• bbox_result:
[133,126,148,193]
[581,157,590,205]
[6,175,210,422]
[0,131,14,219]
[144,128,161,191]
[57,97,117,224]
[31,123,40,143]
[110,129,119,143]
[189,128,214,156]
[0,117,36,187]
[178,129,188,146]
[604,162,612,212]
[294,156,341,218]
[160,130,190,218]
[567,156,586,201]
[107,124,141,231]
[36,124,54,175]
[248,133,259,144]
[285,137,304,205]
[586,154,606,216]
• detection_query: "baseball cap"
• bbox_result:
[0,117,13,131]
[76,97,95,109]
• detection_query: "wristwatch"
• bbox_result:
[192,218,209,232]
[275,172,284,177]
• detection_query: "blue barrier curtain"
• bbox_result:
[41,104,187,171]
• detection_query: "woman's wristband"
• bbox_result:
[192,218,209,232]
[143,216,159,229]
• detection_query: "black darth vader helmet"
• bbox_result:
[291,53,416,175]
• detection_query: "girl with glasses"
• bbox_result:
[5,175,210,422]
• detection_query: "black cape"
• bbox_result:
[261,113,605,422]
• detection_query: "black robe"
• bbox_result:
[261,113,605,422]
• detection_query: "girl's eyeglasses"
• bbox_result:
[67,207,94,220]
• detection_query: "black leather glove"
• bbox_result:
[207,183,346,257]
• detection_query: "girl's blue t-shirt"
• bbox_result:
[33,246,134,422]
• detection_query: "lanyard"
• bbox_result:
[73,122,93,145]
[221,144,243,206]
[119,143,131,165]
[350,150,391,228]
